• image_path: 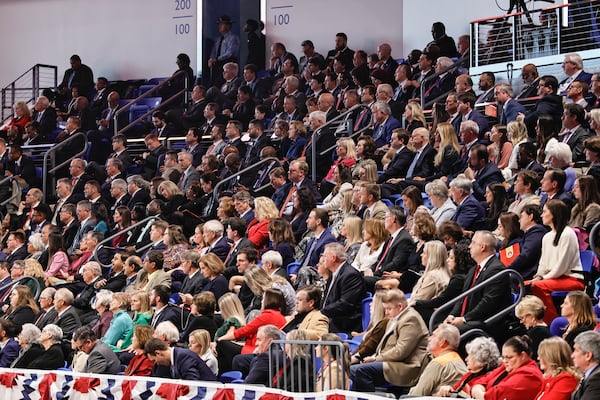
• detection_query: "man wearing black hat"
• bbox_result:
[208,15,240,87]
[244,19,265,70]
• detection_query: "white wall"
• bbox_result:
[0,0,197,88]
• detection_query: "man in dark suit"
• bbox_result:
[515,64,540,100]
[321,242,365,334]
[73,326,121,374]
[449,177,486,232]
[507,205,547,280]
[223,217,253,276]
[180,85,208,131]
[177,151,201,192]
[559,103,590,164]
[572,331,600,400]
[377,130,413,184]
[53,288,83,339]
[31,96,57,140]
[539,168,574,209]
[5,145,41,189]
[35,287,59,329]
[141,133,167,180]
[558,53,593,96]
[518,142,547,179]
[298,209,336,269]
[495,83,526,125]
[270,167,291,210]
[54,116,87,179]
[145,337,217,380]
[126,175,152,210]
[454,92,489,140]
[150,285,187,331]
[57,55,94,101]
[241,325,285,385]
[381,128,436,197]
[523,75,564,137]
[222,85,255,131]
[367,206,416,293]
[68,157,93,198]
[371,101,402,151]
[239,119,272,187]
[87,91,128,163]
[475,71,496,104]
[465,144,505,201]
[178,251,206,301]
[325,33,354,72]
[303,111,337,182]
[445,230,512,334]
[423,57,457,104]
[201,220,230,262]
[90,77,109,118]
[4,231,27,267]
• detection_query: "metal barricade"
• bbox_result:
[269,339,349,392]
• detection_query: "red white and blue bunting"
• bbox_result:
[0,368,393,400]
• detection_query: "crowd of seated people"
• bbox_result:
[3,17,600,397]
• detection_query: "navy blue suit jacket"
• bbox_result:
[507,224,547,280]
[209,236,231,262]
[373,227,415,276]
[302,229,336,268]
[321,262,365,334]
[377,146,414,183]
[452,111,488,139]
[372,116,402,148]
[152,304,187,331]
[500,99,526,124]
[0,338,20,367]
[170,347,217,381]
[451,194,486,231]
[472,162,505,201]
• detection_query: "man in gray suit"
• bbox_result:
[177,151,201,191]
[72,326,120,374]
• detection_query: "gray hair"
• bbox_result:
[111,178,127,193]
[574,331,600,362]
[178,151,193,163]
[28,233,45,252]
[42,324,64,343]
[55,288,74,305]
[309,110,326,124]
[223,62,239,75]
[93,289,113,309]
[425,179,449,200]
[449,176,473,194]
[324,242,347,261]
[547,142,573,164]
[155,321,180,343]
[258,324,282,341]
[465,336,501,370]
[435,323,461,349]
[436,56,453,70]
[460,120,480,135]
[262,250,283,268]
[36,96,50,107]
[377,84,394,98]
[84,261,102,277]
[564,53,583,70]
[203,219,224,236]
[474,230,497,253]
[180,250,201,266]
[127,175,150,190]
[19,323,41,345]
[40,287,56,301]
[372,100,392,115]
[495,83,513,97]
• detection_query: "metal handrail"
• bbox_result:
[321,104,374,157]
[93,215,160,270]
[0,275,43,301]
[114,69,189,136]
[2,64,57,121]
[429,268,524,336]
[42,132,89,203]
[309,104,368,182]
[0,176,20,207]
[213,157,279,198]
[420,54,468,110]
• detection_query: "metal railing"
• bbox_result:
[310,104,372,182]
[471,2,600,68]
[0,275,43,301]
[114,70,190,136]
[93,215,160,270]
[420,54,469,110]
[1,64,57,122]
[269,339,348,391]
[212,157,279,198]
[42,132,89,203]
[429,268,524,337]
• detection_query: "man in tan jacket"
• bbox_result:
[350,289,428,392]
[283,285,329,340]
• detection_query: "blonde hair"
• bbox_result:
[538,337,580,378]
[158,180,183,198]
[342,216,363,247]
[218,293,246,326]
[405,102,427,126]
[112,292,131,310]
[24,259,45,278]
[189,329,212,355]
[515,295,546,320]
[507,120,528,144]
[435,122,460,166]
[132,291,152,314]
[363,218,389,251]
[14,101,31,117]
[254,197,279,221]
[337,138,357,159]
[286,329,311,357]
[366,291,387,333]
[244,266,272,296]
[423,240,449,273]
[359,163,378,183]
[200,253,225,276]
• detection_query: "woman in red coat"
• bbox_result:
[535,337,580,400]
[247,197,279,251]
[470,335,544,400]
[124,325,154,376]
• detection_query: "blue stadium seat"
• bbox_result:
[137,84,157,96]
[551,250,595,300]
[287,261,300,275]
[147,77,168,85]
[549,317,568,336]
[219,371,242,383]
[362,296,373,331]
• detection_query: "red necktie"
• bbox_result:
[460,264,481,316]
[279,186,296,217]
[374,237,393,272]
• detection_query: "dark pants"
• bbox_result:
[350,361,387,392]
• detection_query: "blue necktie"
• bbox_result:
[302,237,317,267]
[406,150,421,178]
